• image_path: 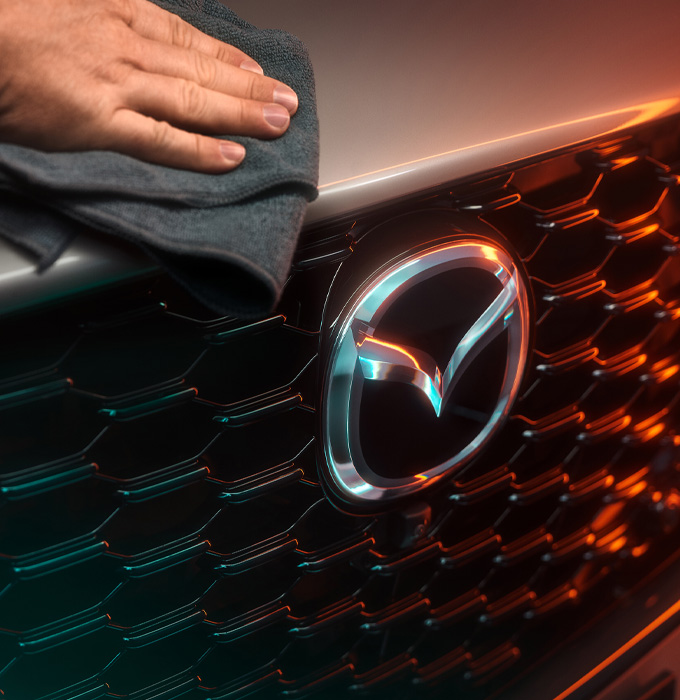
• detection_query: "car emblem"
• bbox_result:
[321,239,531,506]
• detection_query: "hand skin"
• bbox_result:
[0,0,299,172]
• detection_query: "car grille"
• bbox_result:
[3,116,680,700]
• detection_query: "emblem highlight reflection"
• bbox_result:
[354,262,518,418]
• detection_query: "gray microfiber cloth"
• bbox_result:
[0,0,319,317]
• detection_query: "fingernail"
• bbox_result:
[263,104,290,129]
[273,85,298,113]
[240,59,264,75]
[219,141,245,164]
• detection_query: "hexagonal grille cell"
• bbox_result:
[4,118,680,700]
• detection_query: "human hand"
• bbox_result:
[0,0,299,172]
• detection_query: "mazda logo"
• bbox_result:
[321,239,531,506]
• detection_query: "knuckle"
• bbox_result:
[149,119,173,152]
[81,8,112,35]
[94,54,135,86]
[214,43,234,64]
[180,80,208,119]
[193,52,217,88]
[233,97,248,127]
[87,0,133,29]
[170,16,192,48]
[243,72,263,101]
[191,132,206,160]
[113,0,135,26]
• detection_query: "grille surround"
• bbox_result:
[3,118,680,699]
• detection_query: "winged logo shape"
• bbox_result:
[354,268,517,417]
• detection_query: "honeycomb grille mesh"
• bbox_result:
[3,120,680,699]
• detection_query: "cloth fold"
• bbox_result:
[0,0,319,317]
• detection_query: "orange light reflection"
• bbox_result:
[595,524,627,548]
[633,222,660,238]
[634,410,668,432]
[635,423,665,443]
[664,491,680,509]
[480,245,500,262]
[609,156,639,170]
[607,536,627,554]
[552,596,680,700]
[620,481,648,500]
[614,467,649,493]
[320,99,680,190]
[650,363,679,381]
[592,502,625,532]
[360,336,425,373]
[631,543,650,558]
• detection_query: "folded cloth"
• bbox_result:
[0,0,319,317]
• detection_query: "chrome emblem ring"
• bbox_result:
[321,239,531,506]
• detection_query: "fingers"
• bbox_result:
[109,0,299,171]
[107,109,246,173]
[124,71,291,139]
[131,36,298,115]
[119,0,298,144]
[0,0,297,173]
[125,0,259,71]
